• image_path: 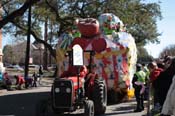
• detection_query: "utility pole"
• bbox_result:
[24,1,32,78]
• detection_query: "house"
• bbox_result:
[3,41,44,65]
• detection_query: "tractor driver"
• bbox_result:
[60,65,88,78]
[85,64,98,82]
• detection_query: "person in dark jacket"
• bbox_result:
[32,72,38,87]
[157,57,175,108]
[38,65,43,84]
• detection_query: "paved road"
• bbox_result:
[0,78,148,116]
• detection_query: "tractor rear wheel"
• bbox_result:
[84,100,94,116]
[92,78,107,115]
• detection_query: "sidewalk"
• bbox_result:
[0,77,53,96]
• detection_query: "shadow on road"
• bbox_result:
[0,91,50,116]
[0,87,146,116]
[104,104,136,116]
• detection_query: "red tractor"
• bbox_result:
[36,14,137,115]
[36,49,107,116]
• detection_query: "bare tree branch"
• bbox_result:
[1,0,12,8]
[0,0,38,29]
[11,20,56,58]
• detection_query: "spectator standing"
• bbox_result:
[157,57,175,109]
[32,72,38,87]
[0,72,2,81]
[161,75,175,116]
[147,61,164,112]
[142,63,150,82]
[38,65,43,84]
[142,63,150,100]
[132,63,146,112]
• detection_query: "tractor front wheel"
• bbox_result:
[84,100,94,116]
[92,79,107,115]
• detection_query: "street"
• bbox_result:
[0,78,147,116]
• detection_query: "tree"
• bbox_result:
[137,46,153,63]
[0,0,39,29]
[0,0,162,60]
[3,45,14,64]
[3,42,27,65]
[159,44,175,58]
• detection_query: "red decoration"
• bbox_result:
[71,38,91,50]
[77,18,99,37]
[92,38,107,53]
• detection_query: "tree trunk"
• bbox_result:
[43,18,48,70]
[49,21,53,65]
[24,2,31,78]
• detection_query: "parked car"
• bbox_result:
[6,65,24,72]
[28,64,40,72]
[47,64,56,71]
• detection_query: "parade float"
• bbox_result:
[56,13,137,103]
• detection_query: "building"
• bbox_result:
[3,40,56,66]
[3,41,44,65]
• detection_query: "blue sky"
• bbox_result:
[2,0,175,58]
[145,0,175,58]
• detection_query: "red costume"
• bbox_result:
[16,75,25,85]
[150,68,163,82]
